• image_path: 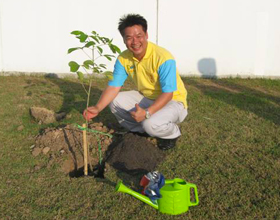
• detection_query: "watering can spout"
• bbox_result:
[115,181,158,210]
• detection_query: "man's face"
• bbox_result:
[123,25,148,61]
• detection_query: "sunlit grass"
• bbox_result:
[0,75,279,220]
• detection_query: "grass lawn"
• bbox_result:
[0,75,279,220]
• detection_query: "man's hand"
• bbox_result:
[83,106,99,121]
[130,104,146,122]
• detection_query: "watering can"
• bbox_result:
[115,178,199,215]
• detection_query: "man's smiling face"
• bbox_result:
[123,25,148,61]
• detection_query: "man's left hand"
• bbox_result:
[130,103,146,122]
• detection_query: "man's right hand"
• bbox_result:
[83,106,99,121]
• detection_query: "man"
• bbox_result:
[83,14,188,150]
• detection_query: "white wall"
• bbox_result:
[0,0,279,78]
[159,0,280,78]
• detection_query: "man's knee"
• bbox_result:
[142,118,160,137]
[142,117,180,138]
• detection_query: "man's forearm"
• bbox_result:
[147,92,173,115]
[95,86,121,112]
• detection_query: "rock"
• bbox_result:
[17,125,24,131]
[95,126,103,131]
[30,107,56,124]
[103,139,111,145]
[55,112,66,121]
[32,147,42,157]
[102,127,108,132]
[42,147,51,154]
[34,165,41,171]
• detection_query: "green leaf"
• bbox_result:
[91,31,97,35]
[68,61,80,72]
[104,55,112,61]
[84,60,94,66]
[99,64,106,69]
[77,33,88,42]
[90,36,100,43]
[71,30,82,35]
[97,46,103,54]
[83,64,89,70]
[98,36,106,44]
[104,54,115,61]
[109,44,121,54]
[68,47,80,54]
[83,60,94,69]
[77,71,84,81]
[112,44,121,54]
[84,41,95,48]
[109,44,116,53]
[93,67,101,73]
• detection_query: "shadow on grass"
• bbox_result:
[41,75,117,126]
[44,75,102,115]
[186,78,280,125]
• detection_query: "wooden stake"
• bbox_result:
[83,123,88,176]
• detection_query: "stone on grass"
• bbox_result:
[32,147,42,157]
[42,147,51,154]
[17,125,24,131]
[30,107,66,124]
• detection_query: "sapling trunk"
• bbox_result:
[85,49,94,171]
[82,123,88,176]
[68,30,121,176]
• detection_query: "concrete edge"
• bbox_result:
[0,71,107,79]
[1,71,280,79]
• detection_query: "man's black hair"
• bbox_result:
[118,14,148,36]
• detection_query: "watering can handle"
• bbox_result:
[188,183,199,206]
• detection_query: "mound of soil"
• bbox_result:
[33,123,113,175]
[32,123,165,177]
[105,133,165,175]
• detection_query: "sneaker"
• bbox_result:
[157,137,179,150]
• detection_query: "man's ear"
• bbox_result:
[146,32,149,40]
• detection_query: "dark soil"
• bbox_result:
[32,123,165,177]
[105,133,166,175]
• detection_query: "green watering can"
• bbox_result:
[115,178,199,215]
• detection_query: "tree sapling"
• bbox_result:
[68,30,120,175]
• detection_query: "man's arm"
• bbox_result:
[95,86,122,111]
[130,92,173,122]
[131,57,177,122]
[147,92,173,115]
[83,85,121,120]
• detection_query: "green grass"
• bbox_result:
[0,75,279,220]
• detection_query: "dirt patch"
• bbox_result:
[33,123,113,175]
[105,133,165,175]
[32,123,165,177]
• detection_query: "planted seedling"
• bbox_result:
[68,30,120,176]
